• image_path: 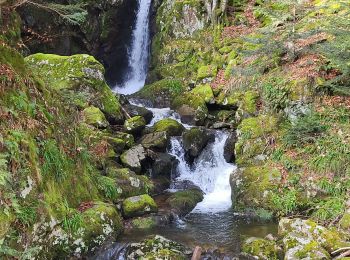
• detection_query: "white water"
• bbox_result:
[114,0,152,95]
[169,133,236,213]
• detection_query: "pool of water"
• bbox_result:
[90,210,277,259]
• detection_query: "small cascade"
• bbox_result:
[114,0,152,94]
[169,132,236,213]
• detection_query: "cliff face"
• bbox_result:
[17,0,138,85]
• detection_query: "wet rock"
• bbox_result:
[211,122,232,129]
[82,106,109,129]
[230,168,242,208]
[112,131,135,148]
[182,127,214,159]
[120,145,147,173]
[224,132,237,163]
[176,104,198,125]
[242,237,282,260]
[124,116,146,135]
[124,104,153,124]
[140,131,169,151]
[126,235,190,259]
[122,194,158,218]
[149,152,178,179]
[166,189,204,216]
[171,180,201,190]
[152,118,185,136]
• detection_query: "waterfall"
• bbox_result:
[114,0,152,95]
[169,132,236,213]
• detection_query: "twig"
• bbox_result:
[334,250,350,260]
[332,247,350,256]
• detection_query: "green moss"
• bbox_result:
[122,194,158,218]
[152,119,185,136]
[197,65,218,81]
[83,106,109,128]
[242,237,280,260]
[191,84,214,104]
[340,213,350,230]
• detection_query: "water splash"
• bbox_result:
[114,0,151,94]
[169,132,236,213]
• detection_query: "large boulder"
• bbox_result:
[120,145,147,173]
[166,189,204,216]
[124,116,146,135]
[25,54,124,124]
[140,131,169,151]
[122,194,158,218]
[182,127,214,159]
[152,118,185,136]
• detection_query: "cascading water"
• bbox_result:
[114,0,151,94]
[169,132,237,213]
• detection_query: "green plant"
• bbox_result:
[312,197,346,222]
[16,205,38,227]
[96,175,118,200]
[282,113,327,147]
[262,78,290,111]
[41,140,68,181]
[0,153,11,187]
[62,212,83,234]
[271,188,298,215]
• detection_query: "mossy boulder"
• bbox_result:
[120,145,147,174]
[122,194,158,218]
[80,202,123,247]
[25,53,124,123]
[242,237,281,260]
[279,218,348,259]
[132,79,184,107]
[106,167,154,198]
[124,116,146,134]
[140,131,169,151]
[235,165,281,210]
[82,106,109,129]
[126,235,188,259]
[113,131,135,148]
[149,152,178,179]
[167,189,204,216]
[191,84,215,104]
[235,115,278,166]
[182,127,214,159]
[152,118,185,136]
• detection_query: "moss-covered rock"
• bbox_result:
[82,106,109,128]
[122,194,158,218]
[106,167,154,198]
[167,189,204,216]
[80,202,123,248]
[25,53,124,123]
[340,213,350,230]
[130,216,157,229]
[140,131,169,151]
[133,79,184,107]
[124,116,146,134]
[197,65,218,82]
[242,237,281,260]
[235,115,278,166]
[152,118,185,136]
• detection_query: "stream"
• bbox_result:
[99,0,277,258]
